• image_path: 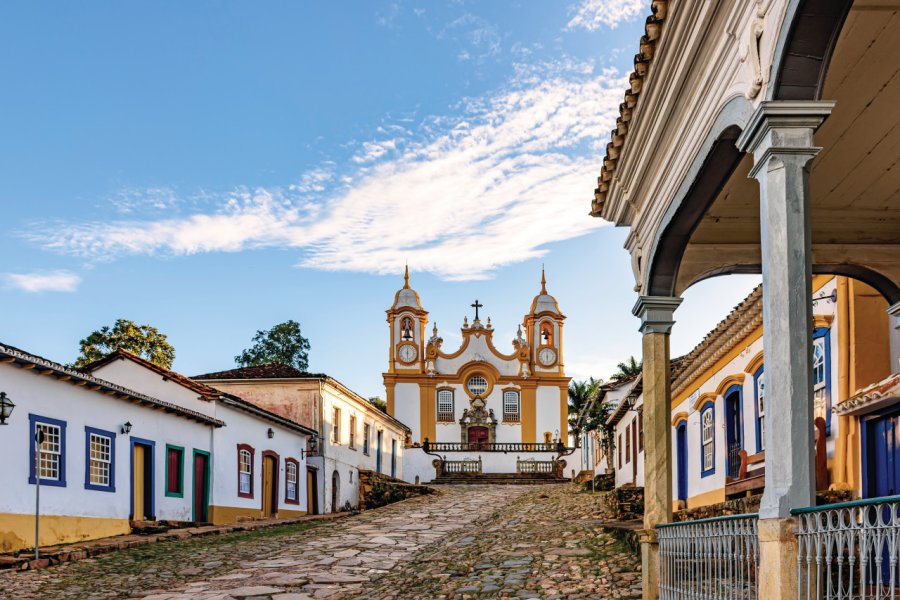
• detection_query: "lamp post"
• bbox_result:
[0,392,14,425]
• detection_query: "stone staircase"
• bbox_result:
[432,472,569,485]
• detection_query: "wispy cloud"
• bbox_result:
[26,61,626,281]
[4,270,81,293]
[566,0,646,31]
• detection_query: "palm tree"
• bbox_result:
[568,377,602,434]
[611,356,642,381]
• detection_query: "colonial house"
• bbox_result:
[82,351,317,525]
[1,342,315,553]
[193,363,410,514]
[385,268,573,483]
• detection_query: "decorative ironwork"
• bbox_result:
[794,495,900,600]
[426,442,557,453]
[658,513,760,599]
[727,441,742,480]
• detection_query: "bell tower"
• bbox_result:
[524,267,565,375]
[386,266,428,374]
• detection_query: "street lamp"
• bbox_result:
[0,392,14,425]
[267,427,275,439]
[121,421,132,435]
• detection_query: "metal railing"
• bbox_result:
[658,513,760,599]
[727,441,742,480]
[516,459,556,474]
[441,457,482,475]
[427,442,557,453]
[794,495,900,600]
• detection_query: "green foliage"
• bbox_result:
[74,319,175,369]
[567,377,602,433]
[368,396,388,413]
[612,355,642,381]
[235,320,310,370]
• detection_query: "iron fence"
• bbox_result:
[658,513,759,599]
[727,441,742,480]
[794,495,900,600]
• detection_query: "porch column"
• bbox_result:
[633,295,682,600]
[737,100,834,599]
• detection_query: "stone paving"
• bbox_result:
[0,484,641,599]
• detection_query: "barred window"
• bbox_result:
[437,390,455,422]
[286,461,298,501]
[89,433,112,487]
[37,423,62,481]
[503,391,520,422]
[466,376,488,396]
[239,449,252,495]
[701,407,715,474]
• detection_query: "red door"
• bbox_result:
[193,453,209,523]
[468,426,489,450]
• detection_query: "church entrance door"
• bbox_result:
[468,426,489,450]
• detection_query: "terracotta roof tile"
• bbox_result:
[193,363,327,380]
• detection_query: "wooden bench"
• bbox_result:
[726,450,765,497]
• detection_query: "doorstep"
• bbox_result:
[1,512,346,572]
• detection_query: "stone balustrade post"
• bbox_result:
[632,295,681,600]
[737,99,834,600]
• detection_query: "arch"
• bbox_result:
[692,392,717,412]
[714,374,746,398]
[457,361,501,399]
[671,411,688,427]
[768,0,853,101]
[744,350,764,375]
[643,96,754,296]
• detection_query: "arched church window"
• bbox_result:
[540,323,553,346]
[400,317,414,341]
[466,375,488,396]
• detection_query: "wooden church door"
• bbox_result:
[468,426,489,450]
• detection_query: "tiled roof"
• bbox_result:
[193,363,327,381]
[590,0,670,218]
[0,343,225,427]
[81,350,222,398]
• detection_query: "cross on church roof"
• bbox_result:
[471,299,483,321]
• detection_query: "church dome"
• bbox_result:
[529,268,562,315]
[391,265,424,311]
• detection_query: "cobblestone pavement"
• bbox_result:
[0,484,641,599]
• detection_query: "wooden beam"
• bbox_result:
[40,368,54,375]
[56,375,72,382]
[19,363,37,370]
[74,380,88,387]
[0,357,15,363]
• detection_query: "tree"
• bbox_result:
[74,319,175,369]
[568,377,603,434]
[368,396,387,413]
[611,355,642,381]
[235,320,310,370]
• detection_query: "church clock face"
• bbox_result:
[397,343,419,364]
[538,347,557,367]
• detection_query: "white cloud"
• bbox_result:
[566,0,646,31]
[4,270,81,293]
[27,62,627,281]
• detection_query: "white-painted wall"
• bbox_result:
[535,385,561,442]
[402,447,562,484]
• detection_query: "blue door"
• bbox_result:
[866,412,900,498]
[724,388,743,480]
[676,423,688,503]
[376,430,383,473]
[390,439,396,478]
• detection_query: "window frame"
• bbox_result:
[437,389,455,422]
[638,410,644,453]
[363,423,371,455]
[700,402,716,477]
[502,390,521,423]
[617,433,622,469]
[753,366,765,453]
[625,422,631,463]
[466,375,488,396]
[812,327,832,435]
[237,443,254,498]
[284,457,300,504]
[28,414,67,487]
[165,444,185,498]
[332,407,341,444]
[84,426,116,492]
[349,415,357,450]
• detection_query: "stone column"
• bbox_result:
[737,100,834,600]
[632,295,682,600]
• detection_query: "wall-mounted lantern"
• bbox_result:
[0,392,14,425]
[121,421,132,435]
[267,427,275,439]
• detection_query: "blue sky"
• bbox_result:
[0,1,759,399]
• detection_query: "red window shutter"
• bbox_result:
[167,448,180,493]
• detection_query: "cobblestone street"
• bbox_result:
[0,484,640,599]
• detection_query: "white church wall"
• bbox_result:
[535,385,561,441]
[401,447,564,483]
[435,334,519,377]
[393,382,420,442]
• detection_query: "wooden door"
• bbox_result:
[306,468,318,515]
[261,455,277,518]
[631,418,638,482]
[133,444,145,520]
[192,453,209,522]
[468,426,489,450]
[676,424,688,502]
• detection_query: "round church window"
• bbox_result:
[467,375,488,395]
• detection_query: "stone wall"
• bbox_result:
[357,470,434,511]
[674,489,854,522]
[601,486,644,521]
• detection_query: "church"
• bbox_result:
[385,268,572,482]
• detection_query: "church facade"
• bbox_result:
[384,269,571,481]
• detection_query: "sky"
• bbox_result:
[0,1,760,399]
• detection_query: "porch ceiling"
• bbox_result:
[676,3,900,298]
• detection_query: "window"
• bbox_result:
[349,415,357,449]
[165,445,184,497]
[701,405,715,476]
[755,367,765,452]
[618,433,622,468]
[437,389,455,422]
[85,427,115,492]
[29,414,66,486]
[285,459,299,504]
[812,329,832,434]
[332,407,341,444]
[466,376,488,396]
[503,391,520,422]
[363,423,371,455]
[625,423,631,462]
[237,444,254,498]
[638,411,644,453]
